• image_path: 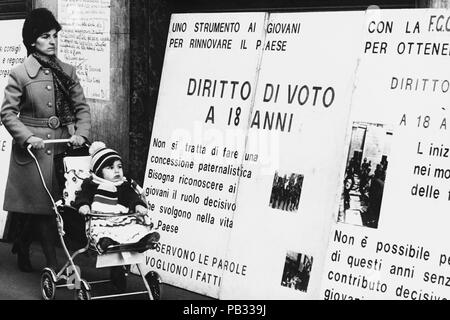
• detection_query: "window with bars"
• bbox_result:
[0,0,31,20]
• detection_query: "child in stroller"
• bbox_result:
[27,139,162,300]
[74,142,159,253]
[72,142,160,290]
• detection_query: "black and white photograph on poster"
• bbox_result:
[269,171,304,212]
[337,122,393,229]
[280,251,313,293]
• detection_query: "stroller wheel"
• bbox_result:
[74,280,91,300]
[41,269,57,300]
[145,271,162,300]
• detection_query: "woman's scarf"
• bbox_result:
[91,173,126,188]
[32,52,77,133]
[90,174,127,214]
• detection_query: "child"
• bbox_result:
[74,142,160,254]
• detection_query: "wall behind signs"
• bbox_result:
[58,0,111,101]
[35,0,130,170]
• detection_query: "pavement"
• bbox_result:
[0,240,211,301]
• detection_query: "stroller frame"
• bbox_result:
[27,139,161,300]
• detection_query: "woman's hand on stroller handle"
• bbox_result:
[69,135,86,147]
[26,136,45,150]
[44,136,86,147]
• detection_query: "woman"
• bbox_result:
[1,8,91,272]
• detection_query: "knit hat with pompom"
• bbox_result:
[89,141,122,176]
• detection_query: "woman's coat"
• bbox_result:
[1,55,91,214]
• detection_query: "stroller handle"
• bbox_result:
[43,138,72,145]
[26,139,72,151]
[26,138,90,151]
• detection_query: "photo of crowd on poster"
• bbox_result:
[280,251,313,293]
[269,172,304,212]
[337,121,393,229]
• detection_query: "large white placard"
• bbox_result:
[58,0,111,100]
[0,19,26,239]
[220,11,365,300]
[142,12,267,298]
[142,11,365,299]
[320,9,450,300]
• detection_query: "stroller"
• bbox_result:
[27,139,161,300]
